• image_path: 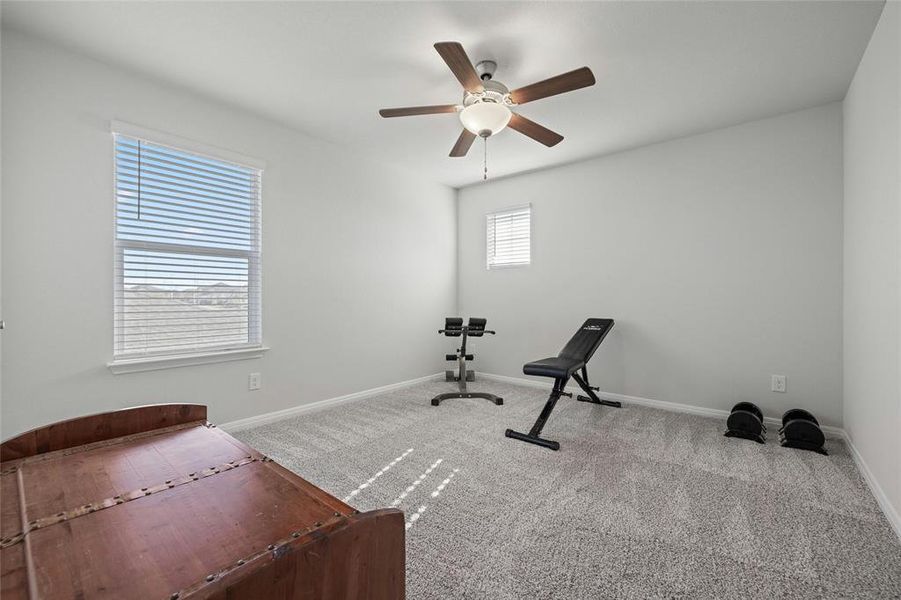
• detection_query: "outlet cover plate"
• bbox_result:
[249,372,261,391]
[771,374,786,393]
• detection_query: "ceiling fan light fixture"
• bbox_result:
[459,101,512,137]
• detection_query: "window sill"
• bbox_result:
[108,346,269,375]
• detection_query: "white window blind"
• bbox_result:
[487,205,531,269]
[113,132,262,360]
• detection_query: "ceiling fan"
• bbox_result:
[379,42,596,158]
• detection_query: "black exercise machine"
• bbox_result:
[505,318,620,450]
[432,317,503,406]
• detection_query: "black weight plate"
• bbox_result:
[782,408,818,426]
[732,402,764,423]
[782,420,825,447]
[726,411,764,436]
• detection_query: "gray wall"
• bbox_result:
[843,1,900,527]
[0,31,457,437]
[458,104,844,425]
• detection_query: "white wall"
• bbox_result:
[0,30,456,438]
[458,104,844,425]
[843,1,900,528]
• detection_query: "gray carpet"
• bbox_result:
[233,379,901,599]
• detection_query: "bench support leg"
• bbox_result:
[507,368,621,450]
[573,368,621,407]
[505,378,568,451]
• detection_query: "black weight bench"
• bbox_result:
[505,318,621,450]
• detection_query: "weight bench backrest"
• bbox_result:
[467,317,487,337]
[443,317,463,336]
[558,318,614,364]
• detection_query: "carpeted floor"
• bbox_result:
[233,379,901,599]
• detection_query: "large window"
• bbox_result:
[486,204,531,269]
[113,128,262,362]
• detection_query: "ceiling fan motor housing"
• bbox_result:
[462,79,512,108]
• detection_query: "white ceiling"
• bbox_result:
[1,1,884,188]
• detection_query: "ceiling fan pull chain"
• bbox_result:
[483,136,488,181]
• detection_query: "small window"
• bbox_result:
[487,205,531,269]
[113,130,262,360]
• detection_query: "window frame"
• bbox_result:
[486,203,532,270]
[108,122,266,373]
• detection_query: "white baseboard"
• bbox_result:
[219,373,443,432]
[840,430,901,541]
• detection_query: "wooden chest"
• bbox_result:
[0,404,405,599]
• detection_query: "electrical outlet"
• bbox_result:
[771,375,786,393]
[248,372,261,391]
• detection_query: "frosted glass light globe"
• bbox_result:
[459,102,512,137]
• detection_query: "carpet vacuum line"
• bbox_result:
[405,468,460,531]
[390,458,444,507]
[343,447,414,503]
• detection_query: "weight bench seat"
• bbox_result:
[523,357,585,379]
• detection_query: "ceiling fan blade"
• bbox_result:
[434,42,484,93]
[509,67,595,105]
[449,129,477,157]
[507,113,564,147]
[379,105,459,118]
